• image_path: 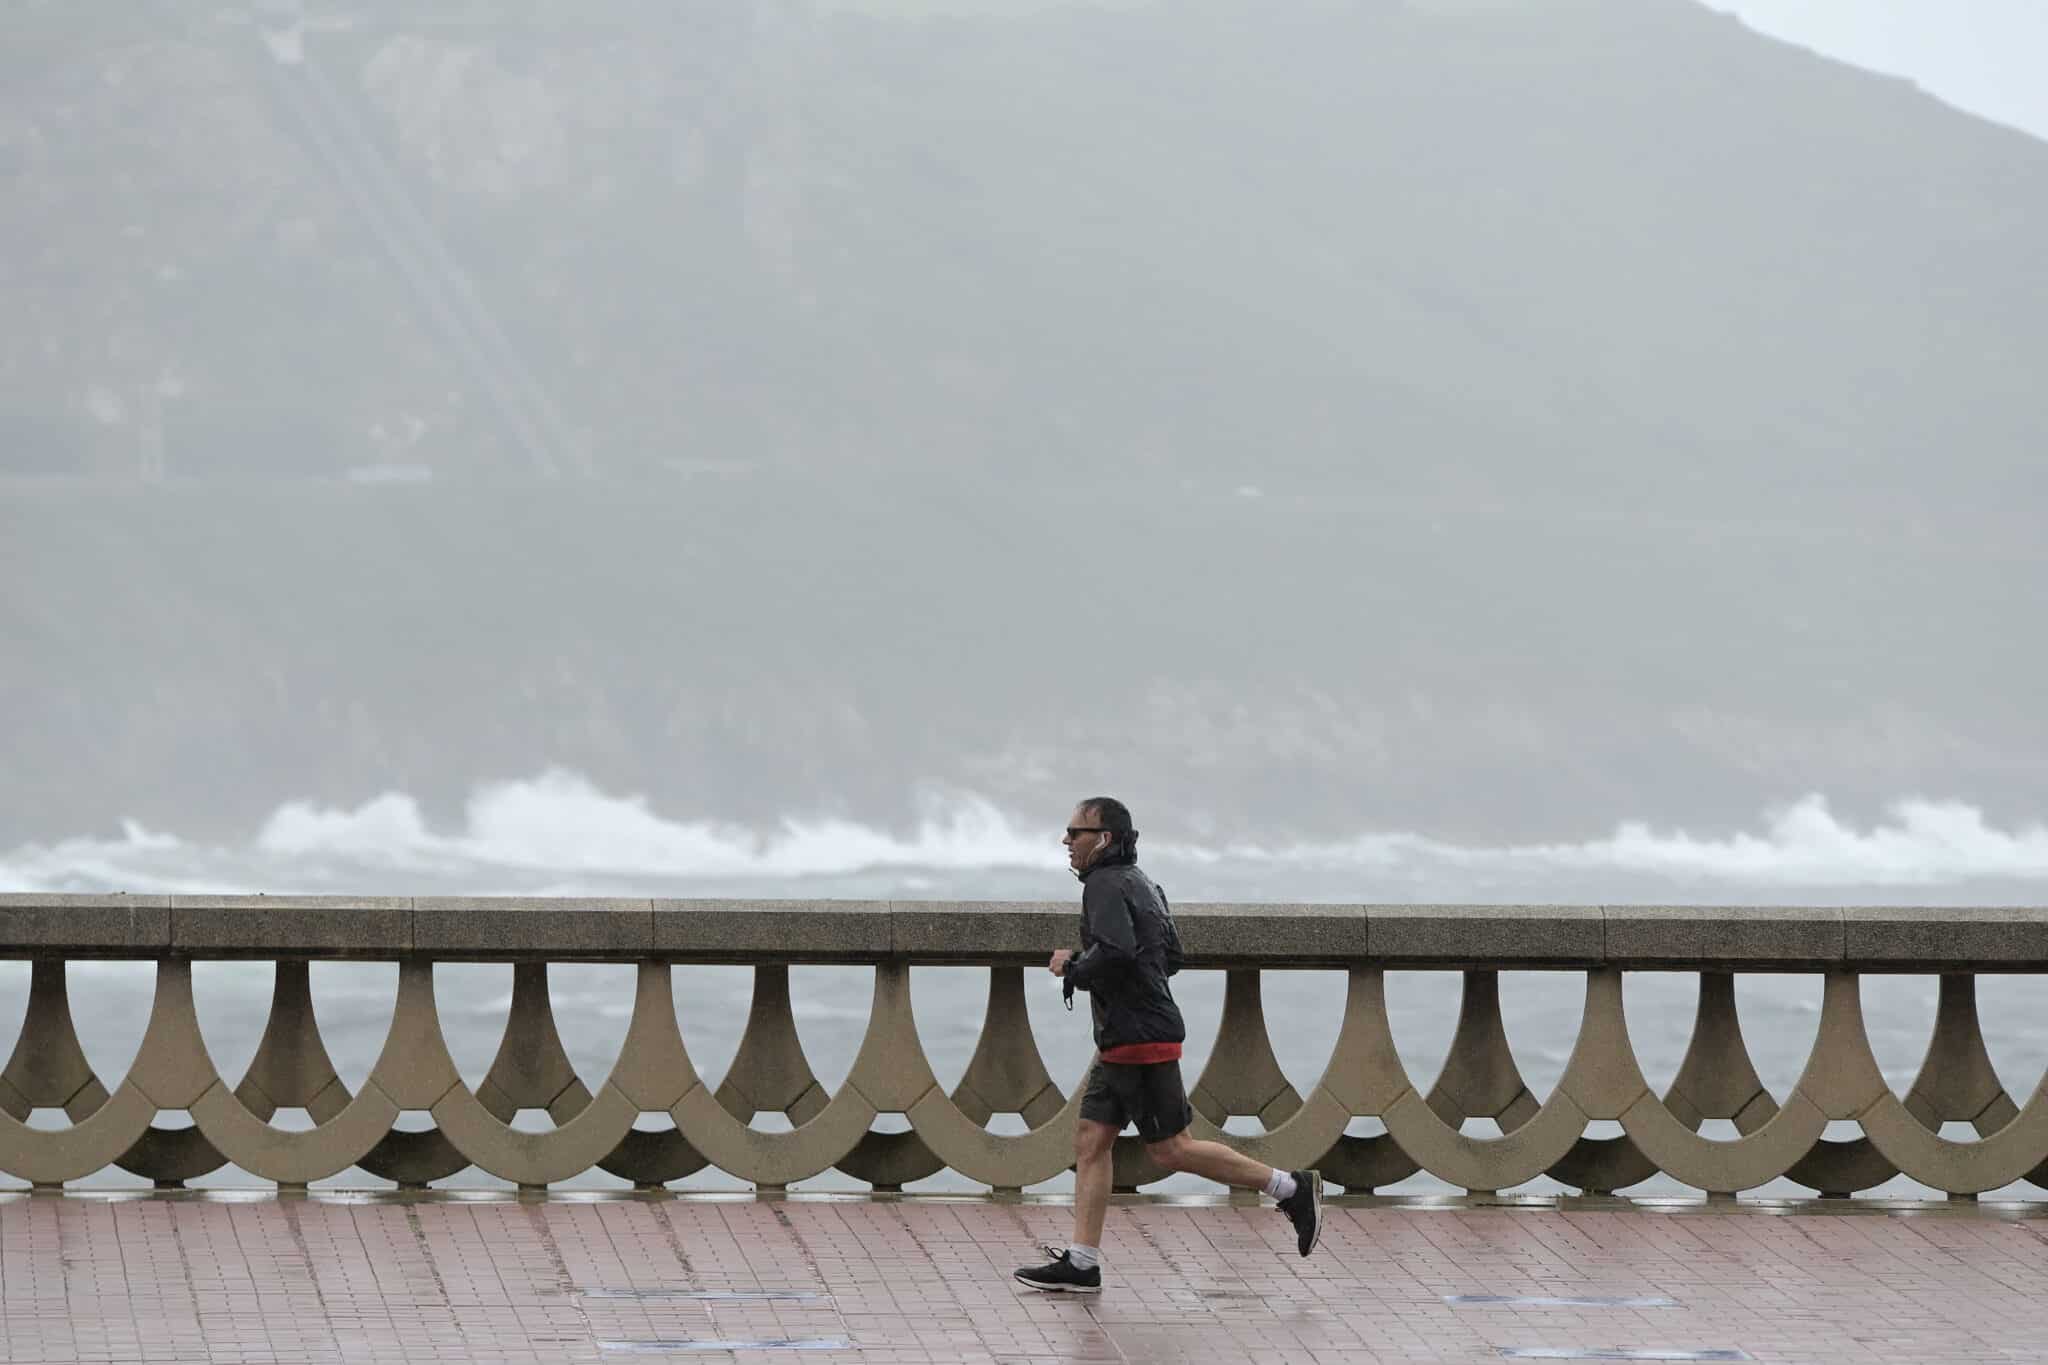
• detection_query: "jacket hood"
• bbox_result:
[1076,835,1140,878]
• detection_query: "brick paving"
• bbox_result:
[3,1193,2047,1363]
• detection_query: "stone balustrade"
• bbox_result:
[2,895,2045,1198]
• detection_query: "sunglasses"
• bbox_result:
[1064,826,1109,839]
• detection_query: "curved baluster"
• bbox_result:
[1426,971,1540,1134]
[838,965,1055,1190]
[1189,969,1304,1129]
[693,962,1082,1193]
[1544,968,1659,1195]
[1620,972,1828,1193]
[400,963,641,1189]
[123,961,347,1185]
[956,966,1066,1126]
[671,963,892,1186]
[1781,972,2027,1196]
[1906,974,2020,1138]
[1664,972,1774,1136]
[2,959,287,1185]
[1376,971,1584,1194]
[139,961,397,1186]
[1820,972,2048,1193]
[475,963,594,1124]
[1785,971,2022,1196]
[717,965,832,1131]
[1635,971,1932,1196]
[0,960,156,1185]
[882,964,1089,1189]
[342,957,467,1142]
[597,962,712,1187]
[1314,968,1423,1192]
[659,960,1093,1190]
[1773,969,1912,1196]
[1382,971,1601,1194]
[1,961,113,1124]
[428,961,598,1188]
[358,961,592,1186]
[1144,970,1351,1187]
[1900,974,2048,1193]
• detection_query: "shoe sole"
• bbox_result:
[1013,1273,1101,1294]
[1302,1169,1325,1257]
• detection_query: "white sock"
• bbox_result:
[1066,1244,1100,1270]
[1263,1169,1297,1201]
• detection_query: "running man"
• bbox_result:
[1014,797,1322,1293]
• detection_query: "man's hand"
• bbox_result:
[1048,948,1074,977]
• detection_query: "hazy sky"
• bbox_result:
[1700,0,2048,142]
[863,1,2048,144]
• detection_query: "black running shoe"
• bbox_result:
[1014,1248,1102,1294]
[1276,1168,1323,1257]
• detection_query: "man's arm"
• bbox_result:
[1157,882,1185,977]
[1062,879,1136,992]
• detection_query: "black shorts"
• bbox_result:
[1079,1059,1193,1144]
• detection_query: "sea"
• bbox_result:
[5,770,2047,1200]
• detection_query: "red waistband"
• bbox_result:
[1098,1042,1184,1064]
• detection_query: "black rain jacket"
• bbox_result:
[1062,854,1186,1052]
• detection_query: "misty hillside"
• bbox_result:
[6,0,2046,495]
[6,466,2044,846]
[3,0,2046,848]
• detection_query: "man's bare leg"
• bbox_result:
[1013,1120,1121,1291]
[1146,1131,1324,1257]
[1143,1132,1275,1190]
[1072,1119,1117,1250]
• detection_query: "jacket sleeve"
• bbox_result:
[1063,877,1136,992]
[1158,883,1185,977]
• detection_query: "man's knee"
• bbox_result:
[1145,1133,1190,1172]
[1074,1121,1117,1162]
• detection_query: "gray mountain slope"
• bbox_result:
[6,0,2045,490]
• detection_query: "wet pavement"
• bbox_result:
[3,1191,2046,1363]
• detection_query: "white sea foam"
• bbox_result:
[1225,795,2048,887]
[1528,796,2048,885]
[255,770,1048,876]
[0,771,1050,895]
[2,772,2045,897]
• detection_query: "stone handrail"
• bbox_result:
[2,895,2045,1198]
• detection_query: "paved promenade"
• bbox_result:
[3,1193,2046,1364]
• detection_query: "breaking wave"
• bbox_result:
[2,771,2045,899]
[1225,794,2048,885]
